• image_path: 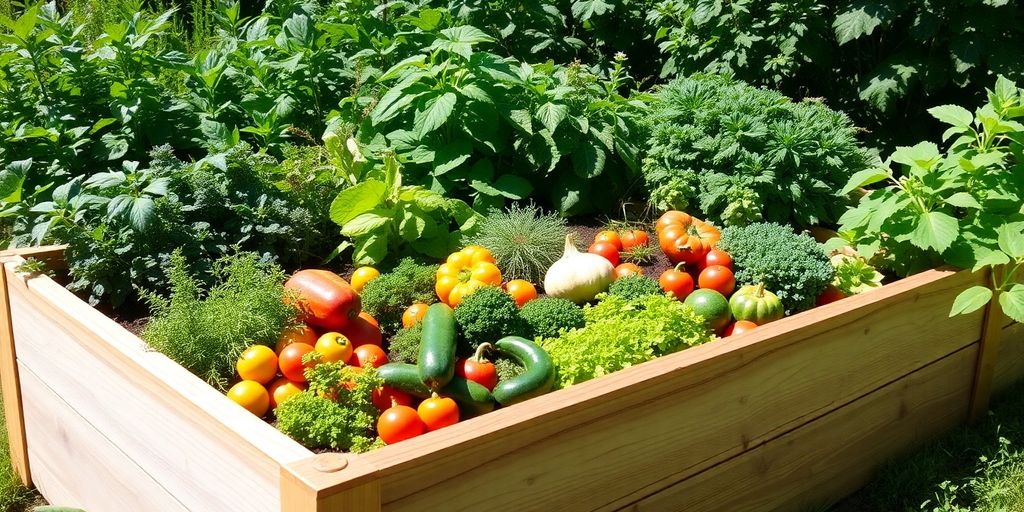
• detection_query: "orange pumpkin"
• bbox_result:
[656,211,721,264]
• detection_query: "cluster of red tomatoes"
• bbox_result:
[586,228,652,276]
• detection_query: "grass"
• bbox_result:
[833,379,1024,512]
[0,391,33,512]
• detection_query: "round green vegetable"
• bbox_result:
[492,336,555,406]
[418,303,457,389]
[519,297,585,339]
[454,286,526,354]
[684,288,732,333]
[729,284,785,325]
[378,363,495,416]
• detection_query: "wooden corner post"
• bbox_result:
[281,453,381,512]
[0,261,31,486]
[968,267,1008,422]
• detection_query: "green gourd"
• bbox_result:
[729,284,785,325]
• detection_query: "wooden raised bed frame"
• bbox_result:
[1,246,1021,512]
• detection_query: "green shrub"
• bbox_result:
[717,223,834,313]
[494,356,525,382]
[540,294,712,388]
[275,364,381,452]
[454,287,527,354]
[642,74,869,228]
[360,259,438,338]
[519,297,585,339]
[468,204,567,283]
[141,251,298,390]
[387,324,423,364]
[607,275,663,300]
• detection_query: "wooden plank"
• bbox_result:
[621,344,976,512]
[281,455,381,512]
[993,322,1024,394]
[968,282,1009,421]
[298,269,982,509]
[5,262,310,512]
[0,245,68,271]
[0,259,30,486]
[20,362,188,512]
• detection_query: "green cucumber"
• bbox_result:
[492,336,555,406]
[417,303,457,389]
[379,363,495,417]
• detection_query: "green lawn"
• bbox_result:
[833,379,1024,512]
[0,392,33,512]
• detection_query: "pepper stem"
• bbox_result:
[472,342,493,363]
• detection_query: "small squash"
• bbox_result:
[729,284,784,325]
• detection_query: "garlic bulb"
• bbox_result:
[544,235,615,303]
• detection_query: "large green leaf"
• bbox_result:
[352,232,389,265]
[415,92,457,139]
[833,1,895,45]
[997,222,1024,258]
[0,159,30,203]
[909,210,959,253]
[1000,284,1024,323]
[928,104,974,127]
[341,210,392,237]
[329,180,386,227]
[535,102,569,134]
[841,168,890,195]
[949,285,993,317]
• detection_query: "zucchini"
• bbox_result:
[492,336,555,406]
[417,303,457,389]
[379,363,495,416]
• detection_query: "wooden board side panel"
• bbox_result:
[370,269,984,511]
[993,322,1024,394]
[0,260,30,486]
[7,273,283,512]
[20,363,188,512]
[622,344,977,512]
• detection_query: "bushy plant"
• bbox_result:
[387,324,423,364]
[836,77,1024,323]
[494,356,525,382]
[642,74,869,228]
[454,286,527,354]
[540,293,712,388]
[717,223,834,313]
[468,204,567,283]
[141,251,299,389]
[275,364,381,452]
[359,258,439,337]
[519,297,585,339]
[607,274,662,300]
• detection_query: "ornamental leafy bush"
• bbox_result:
[141,251,299,390]
[835,77,1024,323]
[387,324,423,364]
[642,75,870,228]
[717,223,834,313]
[540,293,712,388]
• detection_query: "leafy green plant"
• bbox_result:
[141,251,298,390]
[359,258,439,337]
[831,254,883,296]
[540,293,711,388]
[275,364,381,452]
[467,204,567,283]
[642,74,870,227]
[837,76,1024,323]
[387,324,423,364]
[718,223,834,313]
[453,286,527,354]
[330,152,481,265]
[607,274,662,300]
[519,296,585,339]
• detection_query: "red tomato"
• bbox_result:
[659,264,694,301]
[588,241,621,266]
[275,325,318,354]
[339,312,383,347]
[703,249,733,270]
[614,263,643,278]
[372,385,413,413]
[285,269,361,331]
[594,230,623,250]
[377,405,426,444]
[455,357,499,391]
[620,230,650,250]
[817,286,846,306]
[278,343,315,383]
[417,393,460,431]
[352,344,389,368]
[698,265,736,297]
[723,320,758,337]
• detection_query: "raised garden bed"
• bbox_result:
[1,245,1020,512]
